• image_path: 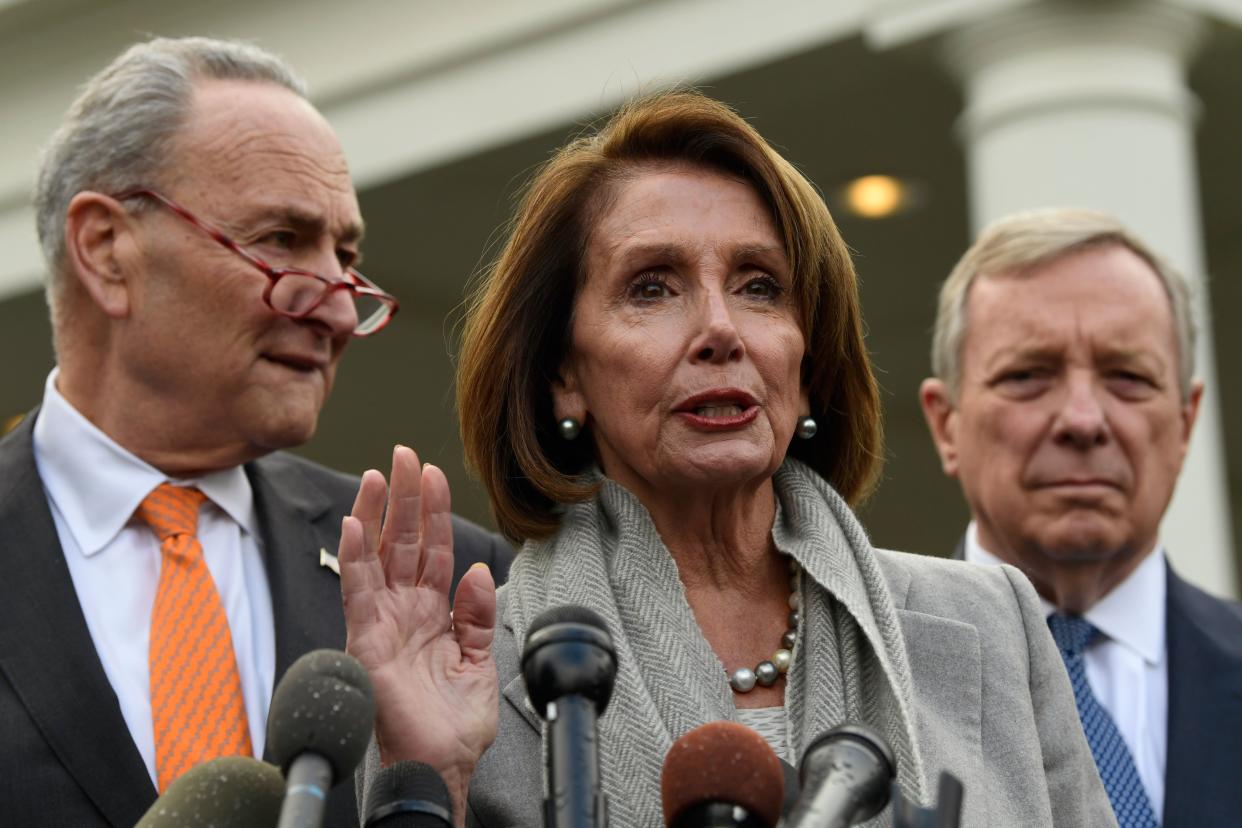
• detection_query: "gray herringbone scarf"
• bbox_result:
[505,459,928,827]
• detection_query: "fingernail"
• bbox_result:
[470,562,490,572]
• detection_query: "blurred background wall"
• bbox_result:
[2,0,1238,597]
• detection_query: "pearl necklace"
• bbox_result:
[728,558,800,693]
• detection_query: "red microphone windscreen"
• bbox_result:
[660,721,784,827]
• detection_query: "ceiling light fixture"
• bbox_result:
[836,174,920,219]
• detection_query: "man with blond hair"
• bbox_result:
[0,37,510,826]
[920,207,1242,827]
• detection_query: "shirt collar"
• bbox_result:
[964,520,1165,667]
[32,369,259,556]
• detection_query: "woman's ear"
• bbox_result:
[63,192,136,319]
[551,358,587,424]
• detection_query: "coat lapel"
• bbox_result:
[1163,564,1242,824]
[883,561,985,810]
[238,454,362,828]
[0,414,155,827]
[498,611,541,735]
[246,454,349,693]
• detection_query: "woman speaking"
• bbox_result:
[338,91,1113,827]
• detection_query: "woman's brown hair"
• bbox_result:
[457,90,882,541]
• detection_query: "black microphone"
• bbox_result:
[267,649,376,828]
[134,755,284,827]
[521,605,618,828]
[364,761,454,826]
[784,724,896,828]
[660,721,784,828]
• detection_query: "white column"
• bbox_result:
[945,1,1237,598]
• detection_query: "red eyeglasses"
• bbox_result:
[112,188,398,336]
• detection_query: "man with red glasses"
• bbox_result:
[0,37,510,826]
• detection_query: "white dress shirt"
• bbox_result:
[965,522,1168,815]
[32,369,276,786]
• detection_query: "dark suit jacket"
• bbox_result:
[950,537,1242,826]
[0,412,513,827]
[1162,565,1242,827]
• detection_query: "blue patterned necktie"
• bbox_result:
[1047,613,1159,827]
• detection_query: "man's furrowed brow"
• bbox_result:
[982,343,1061,372]
[241,204,364,243]
[341,218,365,245]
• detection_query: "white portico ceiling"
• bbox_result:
[0,0,871,301]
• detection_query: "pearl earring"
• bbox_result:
[558,417,582,440]
[796,415,818,440]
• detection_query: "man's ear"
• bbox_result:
[919,377,960,478]
[63,192,136,319]
[1180,379,1205,454]
[551,357,587,424]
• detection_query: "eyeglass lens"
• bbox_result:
[270,273,390,334]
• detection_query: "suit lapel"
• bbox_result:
[1163,565,1242,823]
[242,455,365,828]
[245,454,348,729]
[0,414,154,827]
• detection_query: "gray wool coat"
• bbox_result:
[448,550,1115,827]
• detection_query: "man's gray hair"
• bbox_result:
[930,207,1197,401]
[33,36,307,315]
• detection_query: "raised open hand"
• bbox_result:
[338,445,497,818]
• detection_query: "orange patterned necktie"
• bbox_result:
[138,483,253,792]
